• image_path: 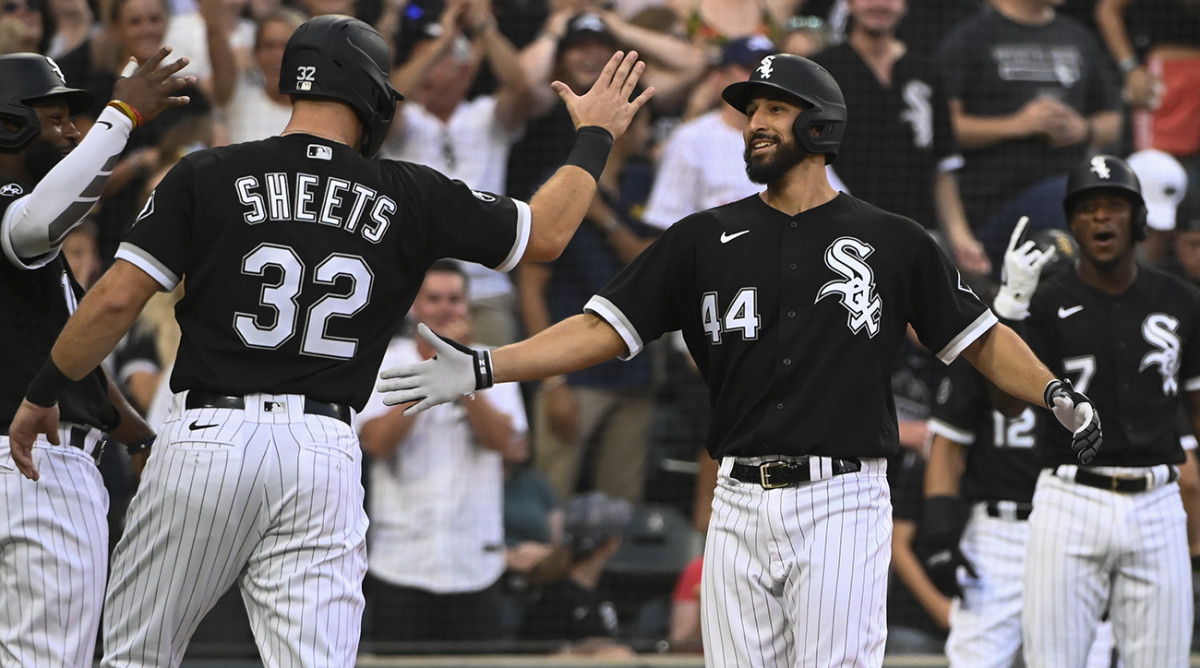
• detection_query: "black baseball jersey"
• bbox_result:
[586,193,996,459]
[930,359,1042,504]
[1,183,118,431]
[812,44,960,230]
[1024,265,1200,467]
[117,134,528,411]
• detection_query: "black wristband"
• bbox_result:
[26,357,70,408]
[564,126,614,182]
[125,434,155,456]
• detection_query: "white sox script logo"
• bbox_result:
[1090,156,1112,179]
[756,56,776,80]
[816,236,881,337]
[1139,313,1181,396]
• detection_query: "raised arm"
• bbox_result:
[522,50,654,262]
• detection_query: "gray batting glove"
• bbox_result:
[376,323,494,416]
[994,216,1055,321]
[1044,379,1102,464]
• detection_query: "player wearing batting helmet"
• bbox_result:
[7,14,653,667]
[993,154,1200,668]
[375,53,1105,667]
[0,51,191,667]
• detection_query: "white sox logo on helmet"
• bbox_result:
[1139,313,1181,396]
[1090,156,1112,179]
[816,236,882,337]
[756,56,776,80]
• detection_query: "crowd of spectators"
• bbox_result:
[8,0,1198,658]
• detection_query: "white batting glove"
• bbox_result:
[993,217,1056,321]
[1044,379,1102,464]
[376,323,494,416]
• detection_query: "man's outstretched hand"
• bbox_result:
[377,323,494,416]
[555,50,655,141]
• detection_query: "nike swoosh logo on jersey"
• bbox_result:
[1058,305,1085,319]
[188,420,219,431]
[720,230,750,244]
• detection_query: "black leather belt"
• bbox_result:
[984,500,1033,521]
[730,457,862,489]
[1070,467,1178,493]
[1,424,103,462]
[185,390,352,426]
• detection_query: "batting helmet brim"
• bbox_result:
[722,80,804,115]
[25,87,93,116]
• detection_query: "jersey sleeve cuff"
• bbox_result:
[584,295,643,360]
[928,418,975,445]
[493,198,531,273]
[115,242,179,290]
[936,309,999,364]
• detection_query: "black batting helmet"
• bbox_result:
[1032,227,1079,279]
[1063,154,1148,241]
[279,15,402,159]
[721,54,847,164]
[0,54,93,154]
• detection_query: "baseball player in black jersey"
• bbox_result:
[0,51,190,667]
[993,155,1200,668]
[377,53,1104,667]
[6,15,652,668]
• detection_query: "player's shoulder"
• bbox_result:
[1138,263,1200,303]
[837,193,928,236]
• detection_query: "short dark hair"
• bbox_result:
[427,259,469,289]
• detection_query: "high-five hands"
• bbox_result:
[1045,379,1102,464]
[554,50,655,140]
[993,216,1055,321]
[377,323,494,416]
[111,46,195,123]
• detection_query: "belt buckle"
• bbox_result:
[1112,476,1120,492]
[759,461,791,489]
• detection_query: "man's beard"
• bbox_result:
[744,135,806,185]
[23,137,64,183]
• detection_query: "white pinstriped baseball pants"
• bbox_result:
[1023,468,1191,668]
[101,392,368,668]
[0,428,108,668]
[701,456,891,668]
[947,503,1116,668]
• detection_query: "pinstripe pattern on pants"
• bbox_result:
[101,392,368,668]
[1,433,108,668]
[1022,469,1192,668]
[701,457,891,668]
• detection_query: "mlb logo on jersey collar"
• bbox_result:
[307,144,333,160]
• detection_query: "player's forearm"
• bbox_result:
[925,436,965,498]
[525,165,602,262]
[949,101,1028,149]
[50,260,159,380]
[491,313,626,384]
[104,369,155,445]
[4,106,133,261]
[961,324,1055,407]
[1087,111,1122,148]
[1094,0,1138,64]
[359,407,417,459]
[460,393,517,454]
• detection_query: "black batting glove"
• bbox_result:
[1044,379,1102,464]
[922,495,977,599]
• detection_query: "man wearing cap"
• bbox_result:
[1127,148,1188,264]
[641,35,775,229]
[812,0,988,277]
